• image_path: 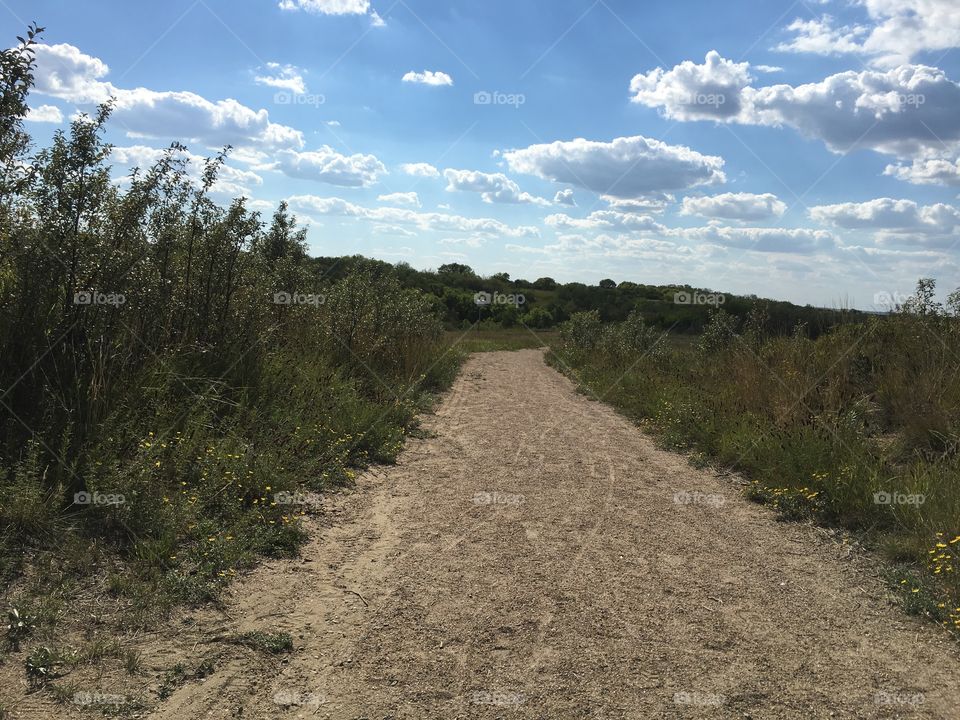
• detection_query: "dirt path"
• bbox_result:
[26,349,960,718]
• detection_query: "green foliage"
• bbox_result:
[0,26,457,636]
[228,630,294,654]
[6,607,36,650]
[25,645,63,685]
[554,279,960,638]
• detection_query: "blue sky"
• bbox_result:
[7,0,960,308]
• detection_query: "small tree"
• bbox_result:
[902,278,943,316]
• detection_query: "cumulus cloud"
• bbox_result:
[602,193,674,213]
[278,0,369,15]
[26,104,63,123]
[273,147,386,187]
[629,51,753,120]
[286,194,540,238]
[744,64,960,158]
[32,43,305,152]
[628,51,960,162]
[442,168,550,205]
[809,197,960,246]
[544,210,666,233]
[254,63,307,94]
[399,162,440,177]
[553,188,576,206]
[110,144,263,197]
[776,0,960,67]
[502,135,726,198]
[377,191,421,207]
[402,70,453,87]
[883,158,960,185]
[681,192,787,220]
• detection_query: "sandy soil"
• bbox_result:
[6,349,960,719]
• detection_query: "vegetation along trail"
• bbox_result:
[110,348,957,719]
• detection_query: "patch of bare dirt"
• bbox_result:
[5,349,959,718]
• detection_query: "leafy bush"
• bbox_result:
[0,27,458,635]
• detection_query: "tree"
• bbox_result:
[438,262,474,276]
[902,278,943,316]
[533,277,557,290]
[0,22,43,204]
[598,278,616,289]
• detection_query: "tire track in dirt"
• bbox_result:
[43,349,960,719]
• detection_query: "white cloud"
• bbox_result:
[502,135,726,198]
[32,43,305,152]
[278,0,370,15]
[273,147,386,187]
[776,16,869,56]
[809,197,960,246]
[630,51,753,120]
[884,158,960,185]
[401,70,453,87]
[681,192,787,220]
[287,194,540,237]
[399,162,439,177]
[602,193,674,213]
[744,63,960,158]
[545,210,666,233]
[442,168,550,206]
[26,104,63,123]
[110,144,263,197]
[628,51,960,162]
[33,42,111,104]
[377,191,421,207]
[755,65,784,73]
[776,1,960,67]
[554,188,576,206]
[254,63,307,94]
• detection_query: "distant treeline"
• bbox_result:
[310,256,869,338]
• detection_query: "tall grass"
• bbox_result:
[551,295,960,637]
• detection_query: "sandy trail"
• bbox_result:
[39,349,960,718]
